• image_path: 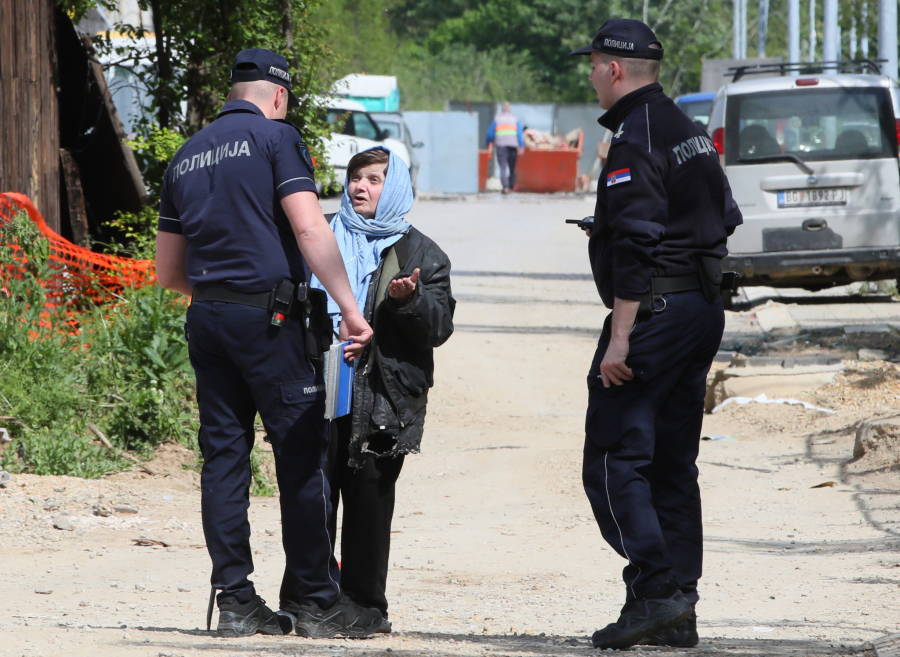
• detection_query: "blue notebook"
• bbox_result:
[324,341,354,419]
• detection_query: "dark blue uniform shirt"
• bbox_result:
[589,83,743,308]
[158,99,318,294]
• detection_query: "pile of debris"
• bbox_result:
[523,128,582,150]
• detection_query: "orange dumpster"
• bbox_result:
[479,131,583,193]
[478,149,491,192]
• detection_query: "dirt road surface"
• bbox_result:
[2,195,900,656]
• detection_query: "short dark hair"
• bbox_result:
[347,148,390,179]
[598,44,662,81]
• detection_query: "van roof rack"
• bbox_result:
[727,59,886,82]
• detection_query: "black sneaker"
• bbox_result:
[216,595,291,637]
[376,616,392,634]
[591,584,692,650]
[638,610,699,647]
[284,594,382,638]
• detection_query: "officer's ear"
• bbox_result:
[273,85,285,111]
[609,59,624,83]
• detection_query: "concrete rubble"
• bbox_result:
[705,355,845,412]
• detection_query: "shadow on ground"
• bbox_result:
[117,626,859,656]
[733,293,894,311]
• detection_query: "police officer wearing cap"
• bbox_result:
[155,48,383,639]
[569,20,742,650]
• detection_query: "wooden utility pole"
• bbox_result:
[0,0,60,232]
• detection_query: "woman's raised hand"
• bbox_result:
[388,268,420,303]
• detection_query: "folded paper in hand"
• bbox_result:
[324,341,354,420]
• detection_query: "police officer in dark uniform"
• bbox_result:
[155,49,382,639]
[570,20,742,650]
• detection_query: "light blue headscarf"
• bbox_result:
[311,146,413,331]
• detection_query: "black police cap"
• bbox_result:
[230,48,300,108]
[570,19,664,60]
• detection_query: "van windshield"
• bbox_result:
[724,87,896,165]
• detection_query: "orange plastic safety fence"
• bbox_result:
[0,193,157,310]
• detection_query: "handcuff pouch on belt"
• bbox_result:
[697,256,740,302]
[698,256,724,303]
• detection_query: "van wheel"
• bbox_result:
[721,290,734,311]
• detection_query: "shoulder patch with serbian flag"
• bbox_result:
[606,168,632,187]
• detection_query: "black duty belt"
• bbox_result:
[637,273,701,321]
[192,284,276,310]
[650,269,738,298]
[192,280,306,327]
[650,272,702,296]
[191,281,333,356]
[637,268,738,321]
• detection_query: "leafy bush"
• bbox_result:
[124,125,188,200]
[104,206,160,260]
[0,211,197,477]
[0,211,282,496]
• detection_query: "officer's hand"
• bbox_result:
[389,268,420,303]
[599,337,634,387]
[339,313,373,362]
[585,229,592,238]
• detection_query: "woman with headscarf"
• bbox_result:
[311,146,455,632]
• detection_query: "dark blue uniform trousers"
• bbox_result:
[582,291,724,606]
[186,301,340,609]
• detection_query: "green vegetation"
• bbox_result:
[0,210,279,495]
[394,45,552,110]
[250,445,277,497]
[319,0,734,102]
[321,0,883,105]
[0,211,196,477]
[80,0,343,207]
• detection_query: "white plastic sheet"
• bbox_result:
[711,393,838,415]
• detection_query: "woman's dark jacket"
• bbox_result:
[348,225,455,467]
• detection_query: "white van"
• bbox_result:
[708,71,900,292]
[320,97,412,191]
